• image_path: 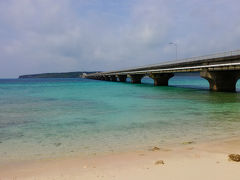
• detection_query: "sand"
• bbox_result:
[1,137,240,180]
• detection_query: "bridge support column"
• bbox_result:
[149,73,174,86]
[129,74,144,84]
[110,75,117,82]
[117,75,127,82]
[104,76,110,81]
[200,70,240,92]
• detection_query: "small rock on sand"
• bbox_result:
[150,147,160,151]
[182,141,194,145]
[228,154,240,162]
[155,160,164,165]
[54,142,62,147]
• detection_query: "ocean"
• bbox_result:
[1,76,240,162]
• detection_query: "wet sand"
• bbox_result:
[1,137,240,180]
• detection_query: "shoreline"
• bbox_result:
[1,134,239,164]
[1,136,240,180]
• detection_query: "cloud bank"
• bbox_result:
[0,0,240,77]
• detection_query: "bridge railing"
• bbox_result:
[87,49,240,76]
[115,49,240,72]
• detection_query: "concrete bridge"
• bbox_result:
[85,50,240,92]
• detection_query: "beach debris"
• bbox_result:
[83,165,88,169]
[139,153,145,156]
[155,160,165,165]
[150,146,160,151]
[182,141,194,145]
[228,154,240,162]
[54,142,62,147]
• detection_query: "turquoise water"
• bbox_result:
[1,76,240,162]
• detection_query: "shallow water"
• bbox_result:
[1,76,240,161]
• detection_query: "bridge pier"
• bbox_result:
[200,70,240,92]
[149,73,174,86]
[104,76,110,81]
[110,75,117,81]
[129,74,144,84]
[117,75,127,82]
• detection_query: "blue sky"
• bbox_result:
[0,0,240,78]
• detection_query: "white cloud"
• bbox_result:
[0,0,240,77]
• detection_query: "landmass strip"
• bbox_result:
[19,71,100,78]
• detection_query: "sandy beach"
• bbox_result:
[1,137,240,180]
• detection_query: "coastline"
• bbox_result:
[1,136,240,180]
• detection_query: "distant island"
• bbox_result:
[19,71,99,78]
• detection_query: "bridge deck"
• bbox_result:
[87,50,240,76]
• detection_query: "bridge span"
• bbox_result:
[85,50,240,92]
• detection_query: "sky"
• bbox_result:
[0,0,240,78]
